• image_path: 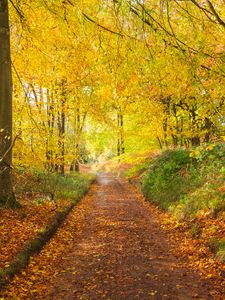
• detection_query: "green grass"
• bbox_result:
[14,168,96,204]
[209,237,225,263]
[125,161,152,179]
[141,144,225,218]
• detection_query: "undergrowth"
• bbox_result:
[13,168,96,205]
[125,161,152,178]
[140,144,225,262]
[209,237,225,263]
[141,144,225,218]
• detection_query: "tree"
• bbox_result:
[5,0,224,173]
[0,0,17,206]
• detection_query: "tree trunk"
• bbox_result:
[57,81,66,175]
[57,105,65,175]
[157,136,163,150]
[46,88,55,171]
[120,113,125,154]
[204,117,215,143]
[163,117,168,149]
[190,106,200,147]
[191,136,200,147]
[117,112,121,156]
[117,110,125,156]
[0,0,17,207]
[180,116,184,147]
[71,107,80,172]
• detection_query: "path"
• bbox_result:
[2,173,213,299]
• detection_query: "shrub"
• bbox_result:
[141,149,194,210]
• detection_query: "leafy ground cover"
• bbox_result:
[0,167,224,299]
[0,200,62,270]
[0,183,97,299]
[0,169,95,284]
[1,174,219,299]
[140,145,225,262]
[142,201,225,299]
[121,145,225,285]
[161,212,225,292]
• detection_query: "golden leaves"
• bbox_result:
[0,198,70,270]
[1,190,95,299]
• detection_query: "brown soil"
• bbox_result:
[1,173,215,299]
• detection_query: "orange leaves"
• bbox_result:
[157,212,225,297]
[0,198,70,270]
[1,188,95,299]
[1,176,224,298]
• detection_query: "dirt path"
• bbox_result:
[2,173,214,299]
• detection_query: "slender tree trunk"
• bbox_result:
[180,116,184,147]
[71,107,80,172]
[191,136,200,147]
[117,112,121,156]
[0,0,17,206]
[171,104,178,149]
[117,110,125,156]
[57,102,65,175]
[204,117,214,143]
[75,108,80,171]
[163,117,168,149]
[157,136,163,150]
[60,106,65,174]
[46,89,55,171]
[120,113,125,154]
[172,134,178,149]
[56,81,66,175]
[190,107,200,147]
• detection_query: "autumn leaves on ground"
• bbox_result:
[0,173,223,299]
[1,155,225,299]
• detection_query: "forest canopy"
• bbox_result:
[2,0,225,174]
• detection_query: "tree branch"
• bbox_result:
[82,12,124,37]
[207,0,225,28]
[0,134,20,168]
[9,0,25,20]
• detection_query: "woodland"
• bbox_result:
[0,0,225,299]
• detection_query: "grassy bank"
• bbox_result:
[141,145,225,218]
[126,144,225,263]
